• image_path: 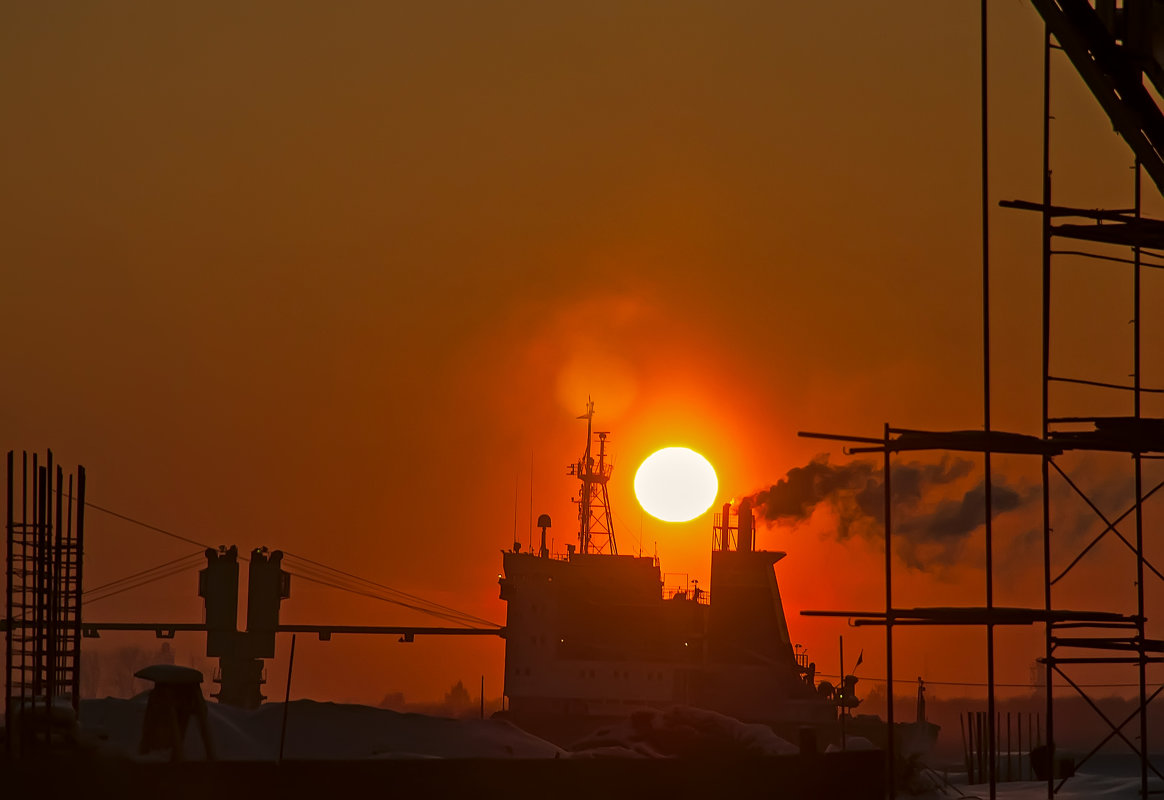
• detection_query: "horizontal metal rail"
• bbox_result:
[0,619,506,640]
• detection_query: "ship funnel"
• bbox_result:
[720,503,732,551]
[738,498,754,552]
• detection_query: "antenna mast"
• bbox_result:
[568,399,617,555]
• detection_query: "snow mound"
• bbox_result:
[78,697,564,760]
[569,705,799,758]
[825,735,876,753]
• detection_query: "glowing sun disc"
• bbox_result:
[634,447,718,522]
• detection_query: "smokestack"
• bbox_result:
[738,498,754,552]
[720,503,732,551]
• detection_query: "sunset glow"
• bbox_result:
[634,447,718,522]
[11,2,1164,732]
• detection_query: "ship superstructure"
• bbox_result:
[498,407,835,743]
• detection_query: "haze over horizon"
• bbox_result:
[3,2,1163,706]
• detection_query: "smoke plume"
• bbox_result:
[748,455,1036,568]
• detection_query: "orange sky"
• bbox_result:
[3,2,1164,706]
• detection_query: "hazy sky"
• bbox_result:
[3,2,1163,705]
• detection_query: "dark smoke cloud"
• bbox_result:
[895,480,1029,569]
[748,455,1036,569]
[750,456,877,530]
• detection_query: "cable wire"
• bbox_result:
[284,569,494,627]
[83,563,204,605]
[282,551,499,627]
[84,551,205,597]
[75,496,213,549]
[279,559,489,626]
[60,496,500,627]
[283,557,498,627]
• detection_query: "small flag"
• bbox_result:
[854,650,863,670]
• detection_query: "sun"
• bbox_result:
[634,447,718,523]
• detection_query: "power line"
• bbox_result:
[287,571,472,626]
[84,551,205,597]
[77,497,213,549]
[282,551,499,627]
[83,562,204,605]
[278,556,497,627]
[284,570,491,628]
[70,496,497,627]
[282,555,499,627]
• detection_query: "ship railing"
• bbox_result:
[711,513,737,551]
[663,586,710,605]
[532,549,571,561]
[572,459,614,480]
[512,547,571,561]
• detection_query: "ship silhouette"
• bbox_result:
[496,404,842,747]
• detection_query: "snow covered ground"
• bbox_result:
[910,756,1163,799]
[76,699,809,761]
[929,773,1161,799]
[78,696,564,760]
[71,697,1164,799]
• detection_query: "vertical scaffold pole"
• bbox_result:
[980,2,996,796]
[1133,158,1147,800]
[5,451,13,756]
[884,422,895,798]
[1040,22,1054,800]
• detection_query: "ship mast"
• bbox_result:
[569,399,617,555]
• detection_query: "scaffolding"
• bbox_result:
[801,2,1164,798]
[4,450,86,755]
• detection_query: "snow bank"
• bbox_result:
[825,735,876,753]
[951,774,1163,800]
[906,766,1164,799]
[569,706,799,758]
[78,697,564,760]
